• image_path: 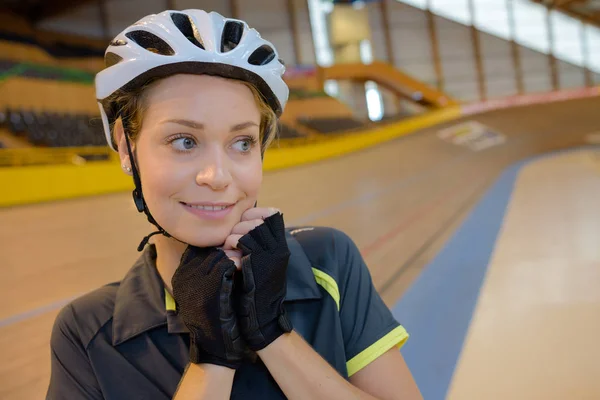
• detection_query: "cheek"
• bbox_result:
[134,140,186,215]
[236,157,263,198]
[130,137,264,247]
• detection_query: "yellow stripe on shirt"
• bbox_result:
[346,325,410,377]
[311,267,340,311]
[165,288,176,311]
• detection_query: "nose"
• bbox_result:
[195,146,232,190]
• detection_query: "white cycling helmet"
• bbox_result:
[95,9,289,151]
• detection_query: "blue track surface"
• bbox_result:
[391,160,524,399]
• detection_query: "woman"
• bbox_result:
[47,9,422,400]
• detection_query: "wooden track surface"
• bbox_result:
[1,96,599,399]
[447,149,600,399]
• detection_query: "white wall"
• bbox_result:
[519,46,552,93]
[366,3,397,116]
[367,2,388,63]
[435,15,479,102]
[479,32,518,98]
[382,1,591,101]
[387,1,437,88]
[36,0,309,67]
[174,0,231,16]
[557,60,585,89]
[34,0,594,103]
[37,0,229,39]
[292,0,315,65]
[36,2,104,39]
[106,0,166,38]
[237,0,295,65]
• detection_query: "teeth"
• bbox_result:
[187,204,229,211]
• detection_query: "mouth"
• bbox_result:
[180,202,235,211]
[179,201,236,220]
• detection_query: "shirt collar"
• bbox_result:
[112,233,322,345]
[283,232,323,302]
[112,245,168,346]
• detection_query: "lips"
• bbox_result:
[180,201,235,220]
[180,201,236,212]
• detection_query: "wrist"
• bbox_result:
[192,362,237,379]
[175,363,235,399]
[246,313,293,352]
[256,329,294,356]
[189,338,243,370]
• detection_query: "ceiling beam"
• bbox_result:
[533,0,600,29]
[554,0,585,6]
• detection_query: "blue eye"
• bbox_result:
[232,138,255,153]
[172,137,196,151]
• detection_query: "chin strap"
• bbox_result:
[122,117,175,252]
[137,230,167,252]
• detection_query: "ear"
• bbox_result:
[114,119,134,176]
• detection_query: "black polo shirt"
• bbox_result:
[46,227,408,399]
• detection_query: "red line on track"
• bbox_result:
[360,181,471,258]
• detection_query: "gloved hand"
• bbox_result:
[171,246,247,369]
[236,212,293,351]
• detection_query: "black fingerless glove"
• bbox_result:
[171,246,246,369]
[236,212,293,351]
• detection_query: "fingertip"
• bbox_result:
[240,207,255,221]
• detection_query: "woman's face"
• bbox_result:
[119,74,263,247]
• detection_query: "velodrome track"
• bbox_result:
[1,95,599,399]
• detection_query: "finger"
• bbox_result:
[223,234,243,250]
[240,254,255,293]
[241,207,280,222]
[179,245,214,266]
[229,257,241,270]
[231,219,264,236]
[219,266,236,320]
[223,249,242,269]
[223,249,242,259]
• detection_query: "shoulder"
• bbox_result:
[51,282,119,349]
[288,224,357,254]
[287,226,362,278]
[289,224,357,248]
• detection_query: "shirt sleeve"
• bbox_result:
[333,229,409,377]
[46,304,104,400]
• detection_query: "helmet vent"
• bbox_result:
[104,52,123,67]
[248,45,276,66]
[109,39,127,46]
[221,21,244,52]
[125,30,175,55]
[171,12,205,50]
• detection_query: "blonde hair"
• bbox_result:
[108,76,278,155]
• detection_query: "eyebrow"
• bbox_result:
[164,119,258,132]
[231,121,259,132]
[164,119,203,130]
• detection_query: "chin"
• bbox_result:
[155,201,252,248]
[173,224,233,248]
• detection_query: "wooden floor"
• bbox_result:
[447,149,600,400]
[1,96,600,399]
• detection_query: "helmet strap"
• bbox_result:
[121,116,178,251]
